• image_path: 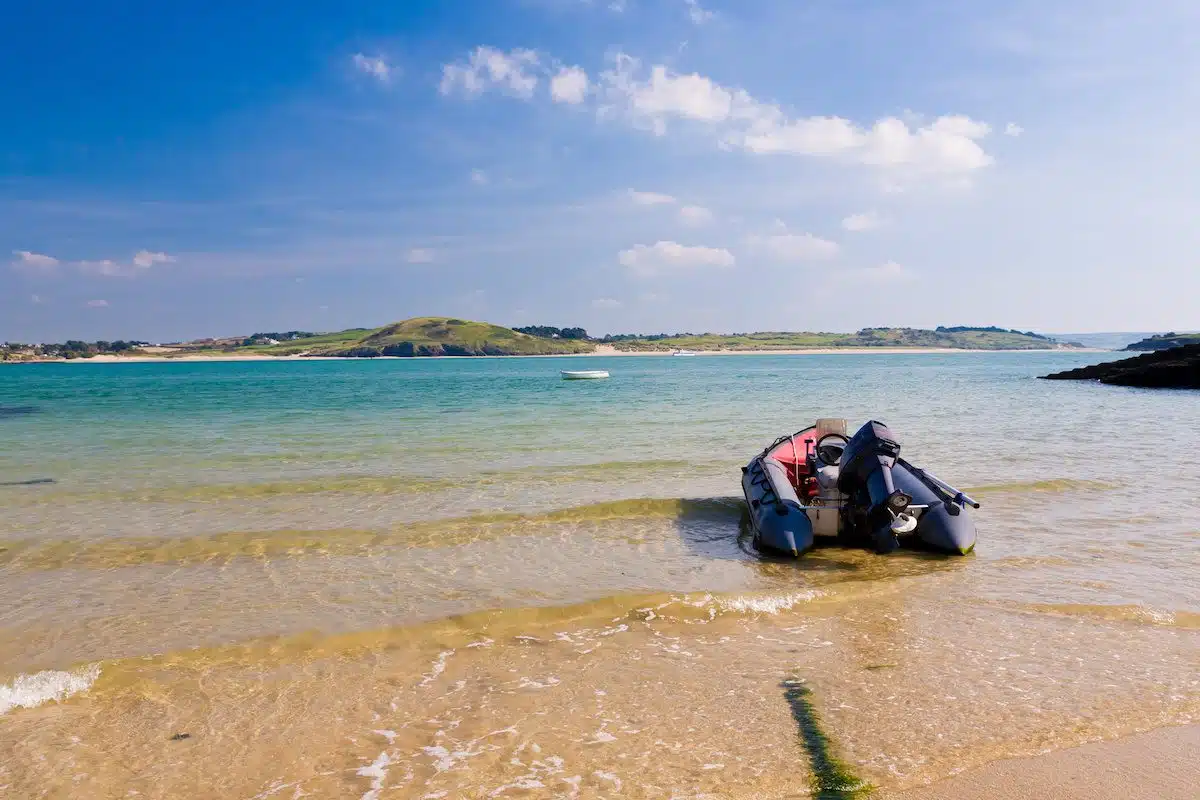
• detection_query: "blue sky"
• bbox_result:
[3,0,1198,342]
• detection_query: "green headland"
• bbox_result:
[1,319,1086,361]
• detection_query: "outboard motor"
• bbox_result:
[837,421,916,552]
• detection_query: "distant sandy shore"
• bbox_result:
[885,724,1199,800]
[3,346,1106,364]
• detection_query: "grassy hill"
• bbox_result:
[606,327,1081,352]
[1123,332,1200,351]
[8,320,1084,361]
[247,318,594,357]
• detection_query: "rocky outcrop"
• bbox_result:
[1040,344,1200,388]
[1123,333,1200,351]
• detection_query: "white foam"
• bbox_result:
[0,664,101,715]
[517,676,561,690]
[419,650,454,687]
[489,778,545,796]
[372,730,397,743]
[593,771,622,790]
[716,591,821,615]
[356,752,391,800]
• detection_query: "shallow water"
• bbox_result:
[0,354,1197,798]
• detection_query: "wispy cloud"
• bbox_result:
[86,299,109,308]
[841,211,884,232]
[746,232,840,261]
[619,240,735,277]
[352,53,393,83]
[678,205,713,226]
[592,297,622,308]
[440,47,541,99]
[684,0,714,25]
[12,249,177,278]
[470,169,489,185]
[833,260,916,286]
[628,189,676,205]
[1005,122,1025,137]
[406,248,435,263]
[132,250,176,268]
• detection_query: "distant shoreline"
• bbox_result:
[2,346,1109,364]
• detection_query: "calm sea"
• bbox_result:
[1,353,1197,798]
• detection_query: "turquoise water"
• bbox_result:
[1,353,1197,798]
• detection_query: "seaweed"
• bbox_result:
[781,679,874,798]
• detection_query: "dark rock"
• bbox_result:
[1040,344,1200,388]
[0,406,39,418]
[170,733,191,741]
[1123,332,1200,351]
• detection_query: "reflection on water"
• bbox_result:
[0,354,1197,797]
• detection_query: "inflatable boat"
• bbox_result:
[741,419,979,557]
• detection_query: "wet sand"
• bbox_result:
[887,725,1200,799]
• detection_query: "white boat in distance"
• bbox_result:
[672,349,697,356]
[561,369,610,380]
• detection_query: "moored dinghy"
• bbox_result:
[741,418,979,556]
[561,369,610,380]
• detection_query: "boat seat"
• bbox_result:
[814,418,847,440]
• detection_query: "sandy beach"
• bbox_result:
[886,725,1200,799]
[3,345,1105,363]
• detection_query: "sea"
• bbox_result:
[1,353,1197,799]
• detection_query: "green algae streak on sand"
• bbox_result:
[1,353,1198,798]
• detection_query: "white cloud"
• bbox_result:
[75,251,175,277]
[77,259,123,276]
[1005,122,1025,137]
[30,294,42,304]
[352,53,393,83]
[599,54,994,173]
[602,55,742,134]
[471,169,489,185]
[740,114,993,172]
[592,297,622,309]
[440,46,540,99]
[132,250,176,268]
[747,232,840,261]
[842,211,884,232]
[678,205,713,226]
[628,189,676,205]
[86,299,109,308]
[854,261,915,284]
[551,66,589,104]
[406,248,435,263]
[684,0,714,25]
[11,250,59,270]
[618,240,735,277]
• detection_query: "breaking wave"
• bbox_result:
[0,664,101,715]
